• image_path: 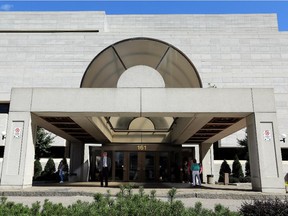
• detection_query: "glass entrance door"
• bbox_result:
[145,152,155,182]
[129,152,139,181]
[129,152,156,182]
[114,152,124,181]
[113,151,169,182]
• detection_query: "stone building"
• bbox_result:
[0,12,287,193]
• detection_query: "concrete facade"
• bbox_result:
[0,12,287,141]
[0,12,287,192]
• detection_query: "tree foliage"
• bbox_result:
[35,127,55,159]
[0,186,240,215]
[232,155,244,179]
[34,159,42,179]
[43,157,56,175]
[237,133,249,160]
[237,132,250,177]
[245,160,250,177]
[218,160,231,182]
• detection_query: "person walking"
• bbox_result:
[191,159,201,187]
[58,158,68,183]
[99,152,111,187]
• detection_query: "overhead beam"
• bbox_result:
[170,115,213,144]
[203,118,247,144]
[32,114,80,142]
[71,116,112,143]
[21,88,259,115]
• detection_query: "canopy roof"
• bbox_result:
[81,37,202,88]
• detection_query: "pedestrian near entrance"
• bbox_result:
[182,160,189,183]
[58,158,68,183]
[191,159,201,187]
[99,152,111,187]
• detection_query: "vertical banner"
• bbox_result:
[6,121,24,175]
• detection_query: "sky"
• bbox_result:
[0,1,287,31]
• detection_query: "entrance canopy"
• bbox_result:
[13,87,272,145]
[79,37,206,143]
[81,37,202,88]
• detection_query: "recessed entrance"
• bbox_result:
[115,151,167,182]
[90,144,195,183]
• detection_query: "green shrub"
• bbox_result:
[168,187,177,203]
[245,159,250,177]
[239,198,288,216]
[229,176,239,183]
[232,155,244,179]
[33,159,42,179]
[239,176,251,183]
[43,157,56,175]
[34,157,58,182]
[0,186,241,216]
[218,160,231,182]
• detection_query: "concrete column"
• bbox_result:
[69,141,84,181]
[200,143,214,183]
[0,112,36,188]
[194,145,200,162]
[246,113,285,193]
[83,144,90,182]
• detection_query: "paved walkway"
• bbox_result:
[0,182,287,212]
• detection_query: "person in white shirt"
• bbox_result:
[99,152,111,187]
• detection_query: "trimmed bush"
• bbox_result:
[34,159,42,179]
[232,155,244,182]
[34,157,58,182]
[218,160,231,182]
[245,159,250,177]
[43,157,56,175]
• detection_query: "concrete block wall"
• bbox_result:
[0,114,8,147]
[0,11,106,31]
[0,11,287,146]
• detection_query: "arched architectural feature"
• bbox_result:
[81,37,202,88]
[117,65,165,88]
[109,116,174,131]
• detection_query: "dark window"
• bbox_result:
[281,149,288,161]
[41,147,66,158]
[213,143,246,160]
[0,103,9,113]
[0,146,4,157]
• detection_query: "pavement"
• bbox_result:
[0,182,287,212]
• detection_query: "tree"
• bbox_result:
[237,132,250,177]
[245,159,250,177]
[237,133,249,160]
[218,160,231,182]
[35,127,55,159]
[33,159,42,179]
[232,155,244,179]
[43,157,56,176]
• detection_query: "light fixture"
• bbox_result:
[280,133,287,143]
[1,131,6,140]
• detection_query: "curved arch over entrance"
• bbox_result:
[81,37,202,88]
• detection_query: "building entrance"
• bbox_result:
[89,144,195,183]
[114,151,170,182]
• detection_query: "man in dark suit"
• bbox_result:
[99,152,111,187]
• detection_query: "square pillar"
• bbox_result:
[69,141,84,181]
[0,112,36,188]
[246,113,285,193]
[200,143,214,183]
